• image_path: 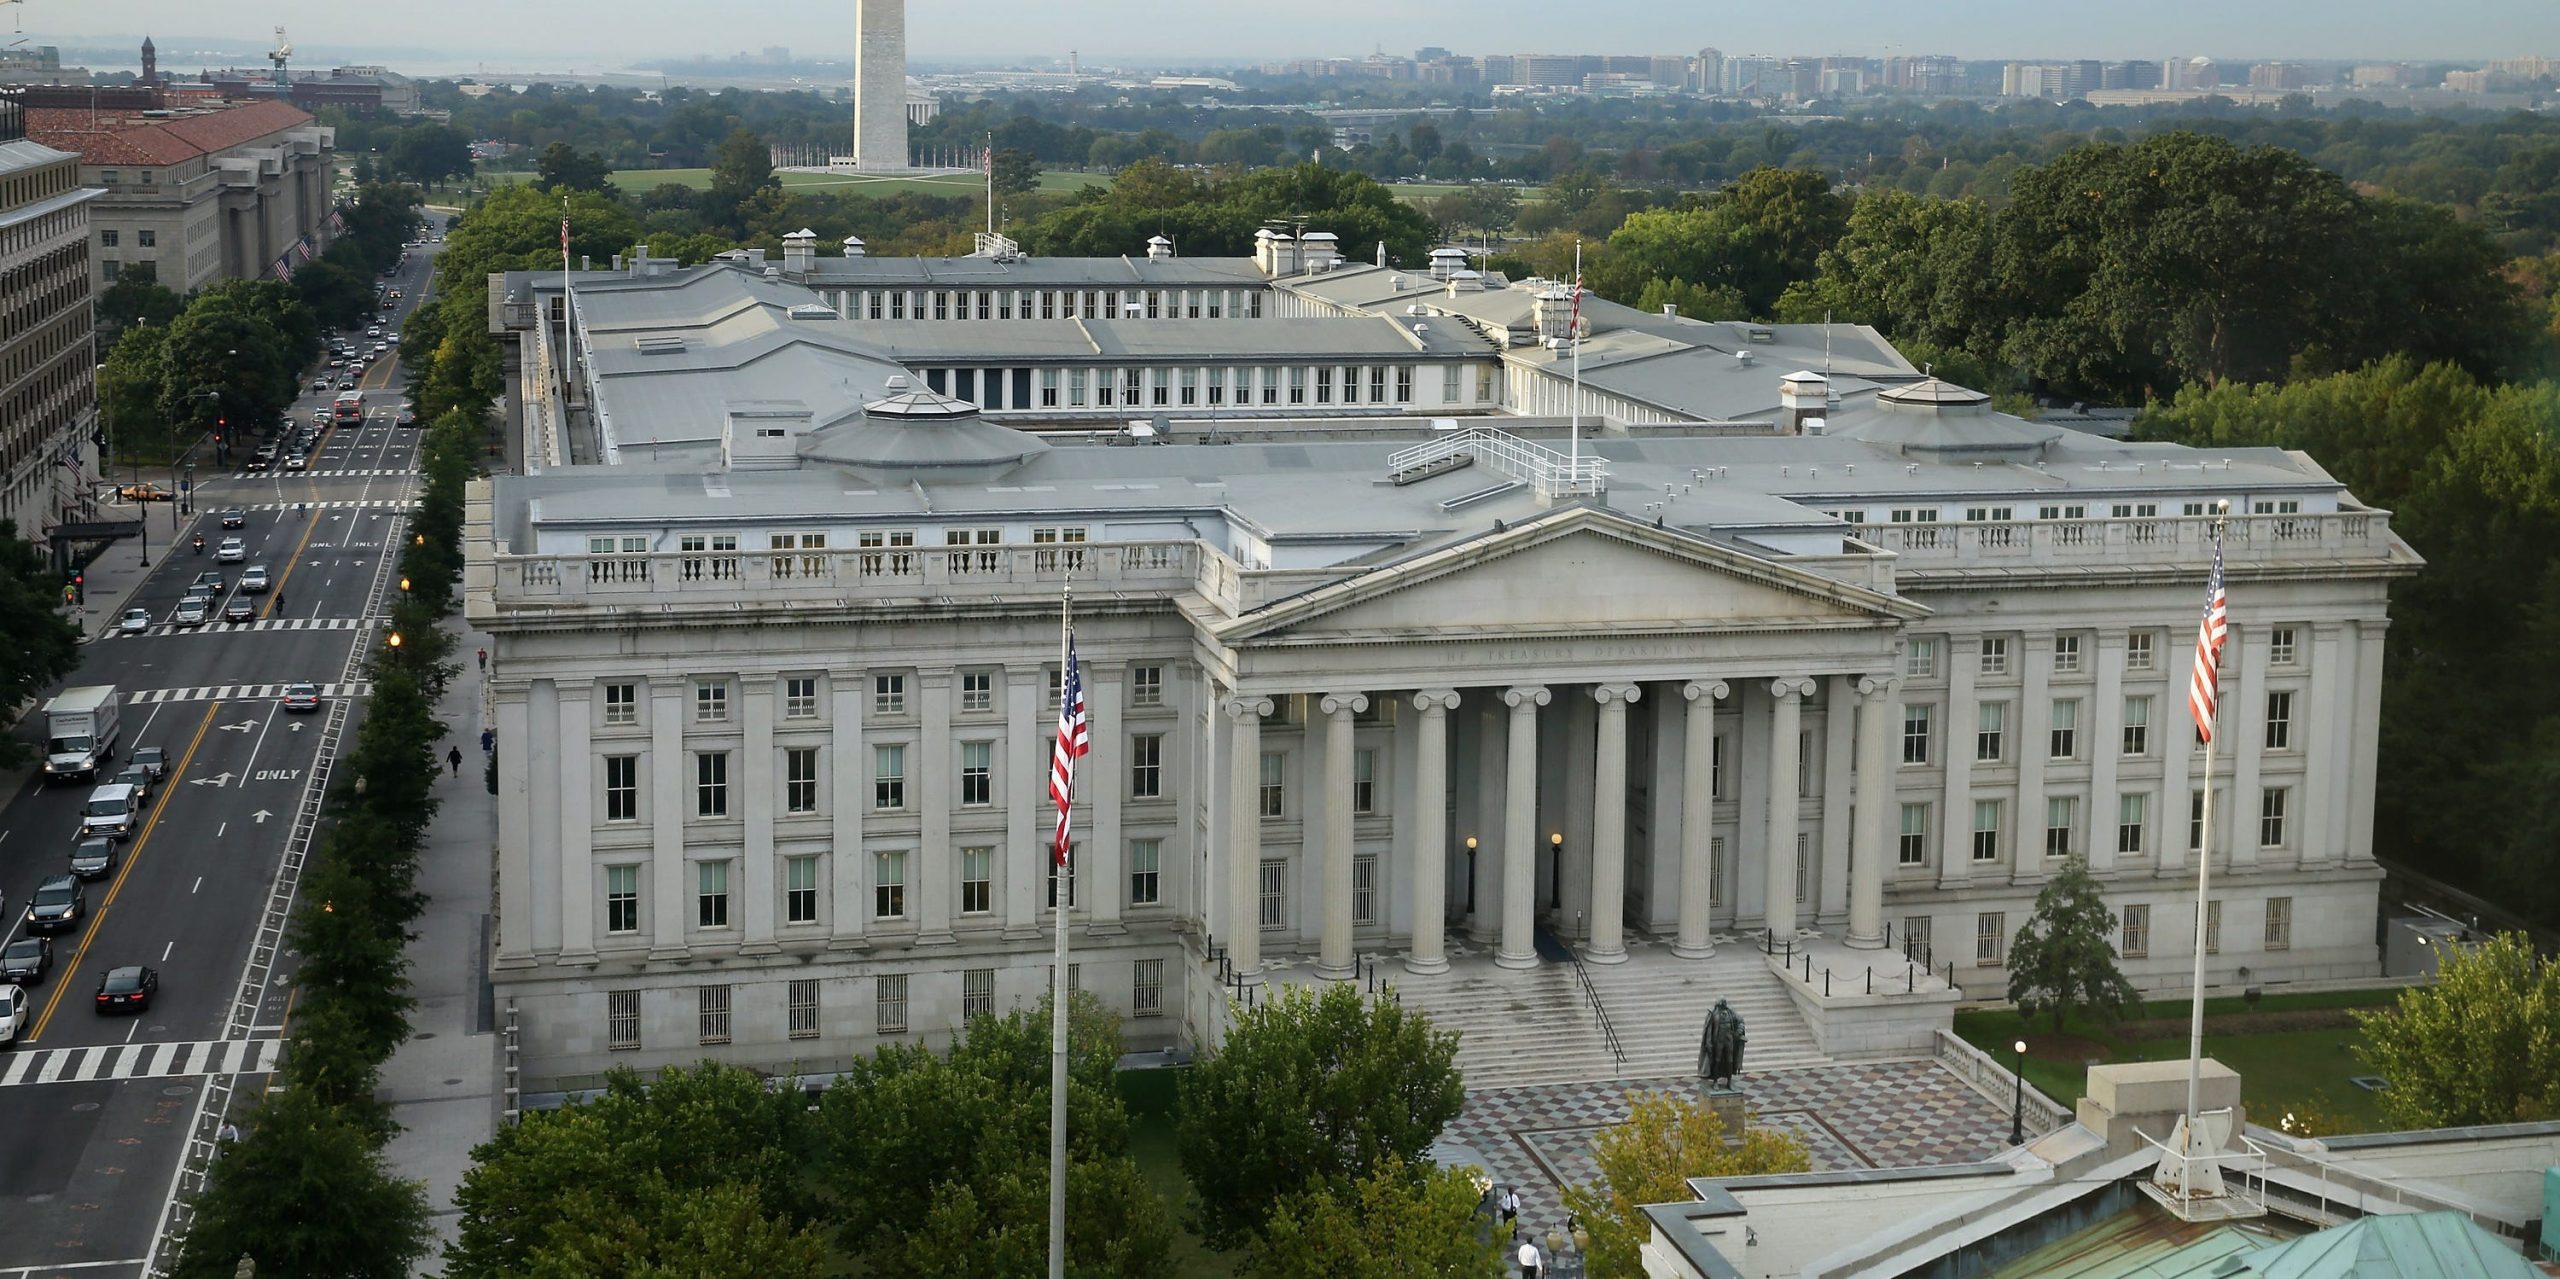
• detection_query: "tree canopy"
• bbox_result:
[2004,854,2142,1032]
[173,1086,433,1279]
[2358,932,2560,1128]
[1561,1092,1811,1279]
[1017,161,1438,268]
[1242,1164,1502,1279]
[0,523,81,767]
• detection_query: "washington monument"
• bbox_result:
[852,0,907,171]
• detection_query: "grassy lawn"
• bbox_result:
[1954,987,2408,1134]
[1118,1069,1239,1279]
[481,166,1108,198]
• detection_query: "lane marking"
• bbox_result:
[25,703,220,1042]
[160,942,172,962]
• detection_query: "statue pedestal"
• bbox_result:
[1705,1087,1746,1147]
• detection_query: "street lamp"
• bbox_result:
[1548,831,1564,910]
[2010,1038,2029,1145]
[1463,835,1478,913]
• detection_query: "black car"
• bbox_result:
[26,875,84,934]
[69,835,115,880]
[94,965,157,1014]
[219,508,246,529]
[224,597,255,623]
[1,937,49,985]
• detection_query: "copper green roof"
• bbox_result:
[2238,1212,2547,1279]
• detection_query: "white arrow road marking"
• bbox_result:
[189,771,236,788]
[252,810,272,824]
[220,719,257,733]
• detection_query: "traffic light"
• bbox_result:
[67,570,83,605]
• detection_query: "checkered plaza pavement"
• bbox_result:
[1447,1060,2018,1238]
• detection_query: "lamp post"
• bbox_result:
[2010,1038,2029,1145]
[1463,835,1478,914]
[1548,830,1563,911]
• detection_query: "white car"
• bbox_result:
[214,537,246,563]
[172,596,208,627]
[0,983,25,1048]
[119,607,151,635]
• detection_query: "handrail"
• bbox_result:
[1562,944,1627,1071]
[1387,426,1607,500]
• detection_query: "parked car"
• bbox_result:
[0,938,49,986]
[26,876,84,934]
[130,745,166,779]
[119,607,151,635]
[69,835,115,880]
[94,965,157,1014]
[281,683,322,712]
[219,508,246,529]
[214,537,246,563]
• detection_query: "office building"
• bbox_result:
[0,98,102,538]
[24,99,333,293]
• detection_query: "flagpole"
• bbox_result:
[2180,500,2230,1200]
[1048,577,1072,1279]
[1569,238,1583,470]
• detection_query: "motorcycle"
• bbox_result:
[192,534,205,555]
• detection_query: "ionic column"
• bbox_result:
[1226,695,1275,976]
[1407,690,1461,975]
[1764,678,1815,939]
[1498,684,1550,970]
[1848,676,1896,948]
[1675,680,1727,958]
[1586,684,1641,963]
[1317,691,1368,979]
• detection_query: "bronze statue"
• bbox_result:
[1698,998,1746,1088]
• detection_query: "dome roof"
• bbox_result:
[796,386,1049,479]
[1876,378,1994,411]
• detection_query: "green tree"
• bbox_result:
[2358,932,2560,1128]
[991,146,1041,197]
[522,1179,828,1279]
[172,1086,433,1279]
[708,126,778,234]
[98,321,175,464]
[94,265,183,345]
[1779,188,1996,358]
[1590,166,1845,314]
[2004,854,2142,1032]
[1177,982,1465,1249]
[537,141,615,192]
[1243,1163,1502,1279]
[1560,1092,1811,1279]
[293,249,379,332]
[1635,277,1750,322]
[387,122,475,185]
[0,522,81,768]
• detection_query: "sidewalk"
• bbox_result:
[374,614,501,1271]
[61,498,203,640]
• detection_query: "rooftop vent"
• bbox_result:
[1747,326,1776,343]
[634,335,687,356]
[841,235,867,259]
[786,304,836,320]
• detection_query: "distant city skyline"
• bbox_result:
[18,0,2558,69]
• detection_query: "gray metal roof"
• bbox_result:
[794,253,1269,288]
[860,313,1491,363]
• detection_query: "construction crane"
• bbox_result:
[1,1,22,37]
[268,25,291,87]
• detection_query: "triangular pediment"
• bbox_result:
[1222,507,1921,646]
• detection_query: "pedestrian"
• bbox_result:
[1499,1187,1520,1229]
[1516,1236,1542,1279]
[480,727,494,754]
[476,646,487,672]
[447,745,463,777]
[217,1120,240,1145]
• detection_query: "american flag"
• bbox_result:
[1568,273,1584,341]
[1048,636,1089,865]
[2187,531,2230,742]
[561,214,571,262]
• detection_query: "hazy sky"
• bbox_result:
[29,0,2559,67]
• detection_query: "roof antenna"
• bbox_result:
[1823,308,1833,381]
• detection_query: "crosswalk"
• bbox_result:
[0,1037,280,1088]
[227,468,412,480]
[125,681,371,705]
[108,617,374,640]
[240,498,411,512]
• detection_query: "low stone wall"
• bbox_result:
[1933,1029,2071,1137]
[1764,950,1963,1060]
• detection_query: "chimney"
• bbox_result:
[1534,288,1573,342]
[1375,239,1387,267]
[841,234,867,259]
[1662,303,1679,318]
[1145,234,1173,261]
[1779,371,1828,434]
[1301,231,1341,273]
[1426,246,1467,280]
[781,227,817,274]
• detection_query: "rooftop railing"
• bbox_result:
[493,539,1202,608]
[1869,509,2397,570]
[1389,426,1607,500]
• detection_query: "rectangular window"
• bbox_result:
[695,752,729,818]
[2053,635,2082,673]
[603,683,637,725]
[1130,734,1162,799]
[942,847,987,919]
[788,979,820,1038]
[2122,696,2151,757]
[2045,796,2077,858]
[1905,638,1938,678]
[875,850,907,918]
[961,671,994,713]
[779,855,820,925]
[604,755,639,822]
[697,859,731,928]
[2264,692,2292,751]
[2049,699,2079,760]
[1353,853,1379,925]
[1395,365,1414,403]
[101,228,120,247]
[1972,799,2003,862]
[1049,852,1078,909]
[2264,897,2293,951]
[2126,632,2155,672]
[2206,899,2223,955]
[1258,858,1288,929]
[1288,366,1307,404]
[1352,749,1377,815]
[2118,793,2147,857]
[961,741,994,806]
[1709,836,1726,904]
[1207,367,1227,405]
[2269,627,2298,665]
[607,990,640,1050]
[873,673,907,715]
[695,680,729,722]
[859,529,918,577]
[784,677,819,719]
[2259,787,2288,848]
[876,974,908,1033]
[1261,366,1280,405]
[962,969,995,1019]
[1258,751,1285,818]
[1898,803,1930,865]
[874,744,906,810]
[606,864,639,933]
[1179,366,1198,405]
[1151,368,1170,406]
[1068,368,1089,407]
[698,985,732,1044]
[1902,704,1932,765]
[1129,838,1161,906]
[1315,366,1334,404]
[1795,833,1811,903]
[2191,789,2207,854]
[1711,735,1726,799]
[1442,364,1463,403]
[785,747,820,814]
[1976,702,2006,762]
[1976,912,2007,965]
[1980,638,2010,675]
[1370,365,1388,402]
[1130,665,1163,707]
[1133,958,1164,1017]
[891,291,907,320]
[2121,905,2150,958]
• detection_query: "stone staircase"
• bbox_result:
[1384,940,1827,1090]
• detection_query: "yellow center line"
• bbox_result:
[260,481,335,619]
[27,702,222,1042]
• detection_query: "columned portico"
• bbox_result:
[1225,695,1274,976]
[1498,684,1550,969]
[1316,691,1368,978]
[1674,680,1728,957]
[1848,675,1896,947]
[1585,683,1641,963]
[1407,690,1461,974]
[1764,677,1815,938]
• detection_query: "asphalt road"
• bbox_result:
[0,225,446,1277]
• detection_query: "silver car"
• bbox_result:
[172,596,209,627]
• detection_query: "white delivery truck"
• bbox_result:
[43,685,121,783]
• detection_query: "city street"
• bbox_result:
[0,229,442,1278]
